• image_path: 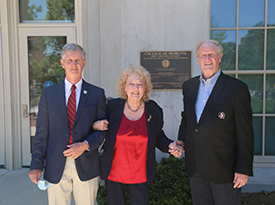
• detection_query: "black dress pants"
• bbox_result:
[189,169,241,205]
[106,179,149,205]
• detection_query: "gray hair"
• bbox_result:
[195,39,223,58]
[61,43,86,60]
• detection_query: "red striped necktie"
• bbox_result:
[67,84,76,145]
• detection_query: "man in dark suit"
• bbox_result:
[178,40,254,204]
[29,43,107,205]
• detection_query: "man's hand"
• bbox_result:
[233,172,249,188]
[29,170,42,184]
[63,142,89,159]
[93,120,109,131]
[176,140,184,148]
[168,140,184,158]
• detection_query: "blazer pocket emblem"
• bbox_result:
[218,111,226,120]
[147,114,152,122]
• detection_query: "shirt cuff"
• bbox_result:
[84,140,90,151]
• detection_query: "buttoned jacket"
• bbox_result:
[178,72,254,183]
[30,80,107,184]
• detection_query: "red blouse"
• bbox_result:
[108,110,148,184]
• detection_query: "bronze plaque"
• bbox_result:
[140,51,192,90]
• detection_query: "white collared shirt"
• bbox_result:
[65,78,83,111]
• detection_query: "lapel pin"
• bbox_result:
[147,115,152,122]
[218,111,226,120]
[83,90,87,94]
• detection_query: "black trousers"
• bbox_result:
[106,179,149,205]
[189,169,241,205]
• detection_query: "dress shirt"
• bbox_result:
[65,78,82,111]
[65,78,90,149]
[195,69,221,122]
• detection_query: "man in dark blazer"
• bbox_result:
[178,40,254,205]
[29,43,107,205]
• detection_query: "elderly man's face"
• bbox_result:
[197,42,223,80]
[60,50,86,84]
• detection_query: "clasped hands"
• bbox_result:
[169,140,184,158]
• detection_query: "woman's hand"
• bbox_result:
[169,140,184,158]
[93,120,109,131]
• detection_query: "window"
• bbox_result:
[19,0,75,23]
[211,0,275,161]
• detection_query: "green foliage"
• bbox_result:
[96,156,192,205]
[149,156,192,205]
[266,29,275,70]
[210,30,236,71]
[96,184,108,205]
[27,1,43,20]
[238,27,265,70]
[28,36,66,85]
[250,95,263,114]
[46,0,74,22]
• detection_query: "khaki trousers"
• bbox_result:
[47,157,99,205]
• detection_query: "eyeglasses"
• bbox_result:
[199,54,216,59]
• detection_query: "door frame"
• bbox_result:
[0,0,83,170]
[19,27,75,166]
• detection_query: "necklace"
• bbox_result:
[126,100,142,112]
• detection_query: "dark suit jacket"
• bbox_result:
[99,98,173,185]
[178,72,254,183]
[30,80,107,184]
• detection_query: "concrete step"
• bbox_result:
[242,167,275,193]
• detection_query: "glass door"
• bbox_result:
[19,28,74,165]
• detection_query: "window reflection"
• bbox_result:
[265,117,275,155]
[266,74,275,114]
[19,0,75,23]
[211,0,236,28]
[253,116,262,155]
[267,0,275,26]
[211,30,236,70]
[266,29,275,70]
[239,0,265,27]
[28,36,66,150]
[238,29,264,70]
[238,74,263,114]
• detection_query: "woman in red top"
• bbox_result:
[94,66,183,205]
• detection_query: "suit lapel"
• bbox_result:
[56,81,68,127]
[112,100,124,133]
[145,102,154,148]
[198,73,226,124]
[109,100,125,146]
[74,80,89,126]
[188,77,200,124]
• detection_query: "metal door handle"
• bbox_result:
[23,104,30,118]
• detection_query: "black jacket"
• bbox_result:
[100,98,173,185]
[178,72,254,183]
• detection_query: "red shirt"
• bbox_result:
[108,110,148,184]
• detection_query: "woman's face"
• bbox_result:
[125,73,145,101]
